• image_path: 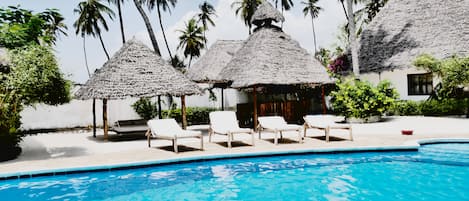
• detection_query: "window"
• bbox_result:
[407,73,433,95]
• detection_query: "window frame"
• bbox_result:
[407,73,433,95]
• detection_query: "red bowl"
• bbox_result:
[401,130,413,135]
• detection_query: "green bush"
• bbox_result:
[162,107,217,126]
[391,99,468,116]
[330,79,399,119]
[132,97,158,120]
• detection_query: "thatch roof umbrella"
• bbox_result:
[187,40,244,110]
[219,2,332,129]
[76,38,201,140]
[358,0,469,73]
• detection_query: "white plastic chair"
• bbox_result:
[209,111,255,148]
[303,115,353,142]
[258,116,303,145]
[146,119,203,153]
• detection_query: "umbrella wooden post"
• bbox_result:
[92,98,96,138]
[157,95,162,119]
[321,85,327,114]
[181,95,187,129]
[253,86,258,131]
[103,99,108,141]
[221,88,225,111]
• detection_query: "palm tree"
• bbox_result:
[196,1,216,45]
[302,0,321,53]
[73,0,115,138]
[272,0,293,13]
[346,0,359,76]
[232,0,262,35]
[177,18,205,68]
[146,0,177,59]
[132,0,161,55]
[107,0,126,44]
[74,0,115,60]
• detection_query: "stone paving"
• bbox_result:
[1,116,468,175]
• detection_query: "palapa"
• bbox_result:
[220,1,332,129]
[358,0,469,73]
[75,38,201,140]
[187,40,244,84]
[75,38,201,100]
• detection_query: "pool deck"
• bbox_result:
[1,116,469,176]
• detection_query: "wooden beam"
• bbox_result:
[221,88,225,111]
[103,98,108,141]
[253,86,258,130]
[181,95,187,129]
[321,85,327,114]
[92,98,96,138]
[157,95,162,119]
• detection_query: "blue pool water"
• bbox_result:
[1,143,469,201]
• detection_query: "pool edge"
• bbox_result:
[1,138,469,180]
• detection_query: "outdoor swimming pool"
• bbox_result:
[1,143,468,201]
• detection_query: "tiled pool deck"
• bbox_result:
[1,116,468,177]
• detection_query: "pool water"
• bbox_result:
[1,143,469,201]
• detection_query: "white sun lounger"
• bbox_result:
[257,116,303,145]
[303,115,353,142]
[209,111,255,148]
[145,119,203,153]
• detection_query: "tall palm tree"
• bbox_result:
[196,1,216,45]
[177,18,205,68]
[346,0,359,76]
[133,0,161,55]
[107,0,126,44]
[146,0,176,59]
[231,0,262,35]
[73,0,114,138]
[272,0,293,14]
[302,0,321,53]
[73,0,114,60]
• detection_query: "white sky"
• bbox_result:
[1,0,348,83]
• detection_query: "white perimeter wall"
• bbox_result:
[360,67,438,101]
[20,84,247,130]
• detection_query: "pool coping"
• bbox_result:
[1,138,469,180]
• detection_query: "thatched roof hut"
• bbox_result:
[187,40,244,84]
[251,1,285,26]
[219,26,332,88]
[358,0,469,73]
[75,39,201,100]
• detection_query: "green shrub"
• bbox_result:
[131,97,158,120]
[330,79,399,119]
[162,107,218,126]
[391,99,468,116]
[392,100,421,116]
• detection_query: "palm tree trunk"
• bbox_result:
[340,1,348,20]
[133,0,161,56]
[98,32,110,60]
[311,17,318,53]
[117,0,126,44]
[346,0,360,76]
[157,7,173,59]
[188,55,193,69]
[83,37,97,138]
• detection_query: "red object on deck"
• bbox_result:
[401,130,413,135]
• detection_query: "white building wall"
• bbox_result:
[360,67,438,101]
[20,84,246,130]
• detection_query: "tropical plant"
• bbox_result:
[0,6,68,48]
[1,44,70,160]
[196,1,216,45]
[146,0,177,59]
[330,79,399,120]
[177,18,205,68]
[232,0,263,34]
[301,0,321,53]
[132,0,161,55]
[73,0,115,60]
[132,97,158,120]
[107,0,126,44]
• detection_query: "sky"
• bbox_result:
[1,0,348,84]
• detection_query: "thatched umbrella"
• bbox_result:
[358,0,469,73]
[187,40,244,110]
[219,2,332,129]
[76,38,201,140]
